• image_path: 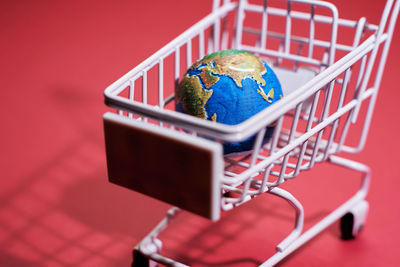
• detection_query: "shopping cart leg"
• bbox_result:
[267,187,304,252]
[132,207,189,267]
[261,155,371,266]
[329,155,370,241]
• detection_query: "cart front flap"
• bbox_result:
[103,112,222,221]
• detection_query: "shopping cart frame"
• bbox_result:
[103,0,400,265]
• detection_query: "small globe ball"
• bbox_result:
[175,49,283,155]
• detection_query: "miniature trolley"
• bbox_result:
[103,0,400,265]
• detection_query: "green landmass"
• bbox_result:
[176,49,268,120]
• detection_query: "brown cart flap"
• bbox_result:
[103,112,222,221]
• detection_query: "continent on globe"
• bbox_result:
[175,49,283,155]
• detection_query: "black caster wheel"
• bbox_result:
[340,200,369,240]
[132,248,150,267]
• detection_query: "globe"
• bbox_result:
[175,49,283,155]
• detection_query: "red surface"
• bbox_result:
[1,0,400,266]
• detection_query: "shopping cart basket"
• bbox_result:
[103,0,400,265]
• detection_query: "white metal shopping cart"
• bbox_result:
[103,0,400,266]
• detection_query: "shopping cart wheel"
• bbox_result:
[132,248,150,267]
[132,238,163,267]
[340,200,369,240]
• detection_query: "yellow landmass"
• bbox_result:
[199,68,219,89]
[190,52,267,89]
[257,87,274,103]
[176,75,213,119]
[211,113,217,122]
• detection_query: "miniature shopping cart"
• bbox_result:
[103,0,400,265]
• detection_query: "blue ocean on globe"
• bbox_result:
[175,50,283,155]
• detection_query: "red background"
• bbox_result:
[1,0,400,266]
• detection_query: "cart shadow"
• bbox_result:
[46,84,172,238]
[57,173,171,238]
[0,251,41,267]
[161,192,334,266]
[274,222,343,267]
[0,132,171,267]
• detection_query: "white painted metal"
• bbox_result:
[349,200,369,237]
[103,0,399,265]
